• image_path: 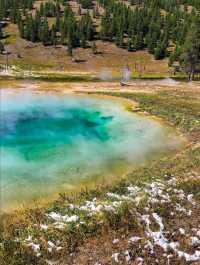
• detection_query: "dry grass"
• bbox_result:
[0,23,169,76]
[0,80,200,265]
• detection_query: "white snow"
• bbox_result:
[56,246,63,251]
[144,240,154,253]
[197,230,200,237]
[111,253,119,263]
[152,213,164,230]
[63,215,79,222]
[168,242,180,251]
[129,236,142,243]
[27,242,40,253]
[190,236,200,246]
[135,257,144,265]
[25,235,32,242]
[112,238,119,244]
[127,186,140,194]
[48,241,56,248]
[124,250,131,262]
[18,180,199,263]
[178,250,200,262]
[40,224,48,231]
[47,212,79,223]
[107,192,134,202]
[179,228,185,235]
[187,194,196,205]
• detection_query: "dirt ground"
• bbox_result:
[0,23,169,76]
[1,78,200,96]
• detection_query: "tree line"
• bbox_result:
[0,0,200,79]
[0,0,94,55]
[98,0,200,78]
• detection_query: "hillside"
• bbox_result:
[0,0,200,78]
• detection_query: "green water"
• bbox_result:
[0,89,181,211]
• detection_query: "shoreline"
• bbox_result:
[1,67,200,82]
[1,79,199,265]
[1,77,200,89]
[1,74,200,82]
[0,82,186,214]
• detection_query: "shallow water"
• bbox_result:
[0,89,182,211]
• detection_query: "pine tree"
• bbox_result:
[40,17,50,45]
[51,24,57,46]
[1,0,200,69]
[79,12,94,45]
[18,19,25,39]
[0,40,5,53]
[115,29,123,48]
[0,23,3,39]
[154,42,166,60]
[127,37,133,52]
[180,20,200,80]
[134,33,144,50]
[55,14,61,32]
[24,15,33,41]
[80,0,93,9]
[100,10,112,41]
[67,38,73,56]
[92,41,98,54]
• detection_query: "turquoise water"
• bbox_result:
[0,89,181,210]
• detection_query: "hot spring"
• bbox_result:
[0,89,182,211]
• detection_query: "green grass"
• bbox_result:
[90,90,200,192]
[93,91,200,133]
[2,60,200,81]
[1,87,200,265]
[13,62,54,71]
[29,73,99,82]
[0,72,99,82]
[3,34,17,45]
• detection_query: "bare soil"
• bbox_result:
[1,78,199,95]
[0,23,169,76]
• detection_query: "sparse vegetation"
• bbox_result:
[1,84,199,265]
[0,0,200,264]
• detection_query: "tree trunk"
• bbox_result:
[188,72,191,81]
[188,66,194,81]
[191,70,195,81]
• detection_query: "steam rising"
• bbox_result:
[122,66,131,82]
[0,89,181,210]
[98,68,113,81]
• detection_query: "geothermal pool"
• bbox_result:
[0,89,181,211]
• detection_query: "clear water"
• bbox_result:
[0,89,181,211]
